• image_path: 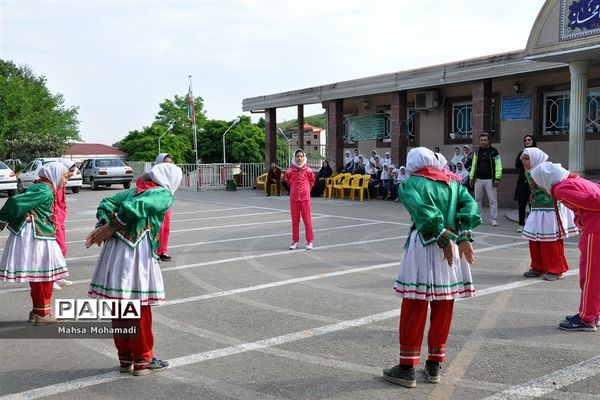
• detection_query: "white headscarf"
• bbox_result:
[58,158,76,170]
[398,166,409,182]
[456,161,469,180]
[147,163,183,194]
[383,152,392,166]
[155,153,171,164]
[39,162,68,189]
[522,147,548,170]
[530,162,569,194]
[405,147,436,176]
[344,151,352,165]
[291,149,307,168]
[433,152,448,171]
[450,147,464,166]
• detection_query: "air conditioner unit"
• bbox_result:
[414,91,440,109]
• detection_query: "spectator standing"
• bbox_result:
[514,135,536,232]
[469,132,503,226]
[462,146,473,171]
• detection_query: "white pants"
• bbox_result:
[474,179,498,221]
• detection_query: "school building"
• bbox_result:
[242,0,600,206]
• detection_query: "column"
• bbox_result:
[326,100,344,171]
[297,105,304,150]
[472,79,492,146]
[265,108,277,168]
[391,91,408,166]
[568,60,589,176]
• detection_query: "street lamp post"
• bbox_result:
[158,120,175,155]
[222,117,241,164]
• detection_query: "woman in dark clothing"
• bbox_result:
[311,160,333,197]
[514,134,536,232]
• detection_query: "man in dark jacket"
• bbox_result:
[266,163,282,196]
[469,132,503,226]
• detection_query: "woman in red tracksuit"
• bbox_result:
[285,149,315,250]
[530,162,600,332]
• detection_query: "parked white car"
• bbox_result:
[0,161,18,197]
[17,158,83,193]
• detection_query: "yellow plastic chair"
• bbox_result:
[256,173,268,192]
[341,174,363,200]
[332,174,352,199]
[326,173,349,198]
[324,175,336,198]
[353,175,371,202]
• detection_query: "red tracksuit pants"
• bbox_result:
[399,298,454,366]
[158,209,171,256]
[290,200,314,243]
[579,233,600,324]
[529,240,569,275]
[112,305,154,370]
[30,281,54,316]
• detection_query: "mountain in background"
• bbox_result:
[278,113,326,131]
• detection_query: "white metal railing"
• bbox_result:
[127,162,266,191]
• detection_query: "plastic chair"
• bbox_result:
[256,173,267,192]
[341,174,363,200]
[326,174,348,198]
[353,175,371,202]
[332,174,352,199]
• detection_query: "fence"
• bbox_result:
[128,162,266,191]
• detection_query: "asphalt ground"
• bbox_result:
[0,187,598,400]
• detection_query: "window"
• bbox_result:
[306,140,311,145]
[314,134,318,139]
[446,97,497,142]
[542,88,600,135]
[450,102,473,139]
[407,109,417,145]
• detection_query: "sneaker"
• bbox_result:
[523,269,542,278]
[543,273,564,281]
[119,364,134,373]
[491,220,498,227]
[558,315,597,332]
[57,279,73,286]
[517,225,524,233]
[132,358,169,376]
[424,361,441,383]
[31,313,61,326]
[306,242,313,250]
[289,242,298,250]
[382,364,416,388]
[52,282,61,291]
[565,313,600,327]
[159,254,172,261]
[28,311,36,323]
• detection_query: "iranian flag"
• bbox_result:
[187,86,195,124]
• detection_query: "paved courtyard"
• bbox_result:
[0,187,598,400]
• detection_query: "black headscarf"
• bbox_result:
[317,160,333,179]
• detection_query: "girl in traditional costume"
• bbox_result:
[86,162,182,375]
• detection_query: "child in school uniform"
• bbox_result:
[86,162,182,375]
[0,162,69,325]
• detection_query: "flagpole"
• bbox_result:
[189,75,199,191]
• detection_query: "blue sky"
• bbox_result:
[1,0,547,145]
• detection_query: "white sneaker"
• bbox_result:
[289,242,298,250]
[306,242,313,250]
[517,225,524,233]
[58,279,73,286]
[491,220,498,227]
[52,282,61,291]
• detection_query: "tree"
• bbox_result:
[198,116,264,163]
[118,95,206,163]
[0,60,80,160]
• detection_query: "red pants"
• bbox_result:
[529,240,569,275]
[290,200,313,243]
[399,298,454,366]
[113,305,154,369]
[579,233,600,324]
[158,209,171,256]
[30,281,54,316]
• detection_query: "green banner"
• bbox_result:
[349,114,386,141]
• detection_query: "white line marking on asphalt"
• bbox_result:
[0,265,570,400]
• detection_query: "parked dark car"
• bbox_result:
[79,158,134,190]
